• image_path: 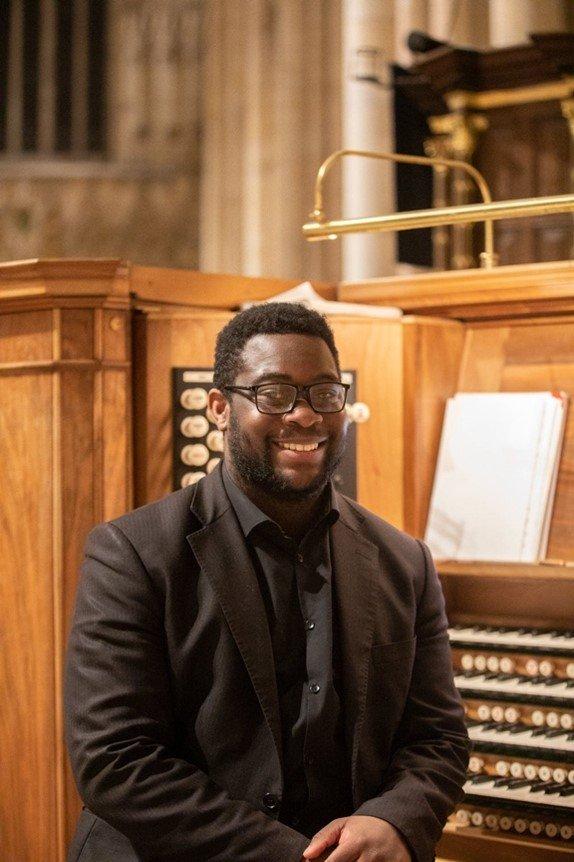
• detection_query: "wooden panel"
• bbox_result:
[457,321,574,562]
[102,368,132,522]
[102,309,129,363]
[0,309,53,362]
[439,821,573,862]
[474,101,571,266]
[0,371,58,861]
[133,310,232,505]
[59,368,97,852]
[440,567,574,630]
[60,309,94,360]
[402,317,465,536]
[329,317,404,527]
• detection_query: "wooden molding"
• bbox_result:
[339,261,574,319]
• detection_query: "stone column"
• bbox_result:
[341,0,396,280]
[199,0,342,281]
[489,0,566,47]
[394,0,428,68]
[428,0,489,48]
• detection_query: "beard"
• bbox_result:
[226,411,347,501]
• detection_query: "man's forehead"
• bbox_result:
[238,332,337,377]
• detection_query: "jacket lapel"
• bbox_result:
[330,496,378,794]
[186,469,283,765]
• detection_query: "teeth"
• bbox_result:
[279,442,319,452]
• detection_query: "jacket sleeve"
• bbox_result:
[64,522,309,862]
[354,540,470,862]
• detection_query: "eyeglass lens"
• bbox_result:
[256,383,346,414]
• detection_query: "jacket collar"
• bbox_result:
[186,466,283,766]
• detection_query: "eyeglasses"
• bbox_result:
[224,382,350,415]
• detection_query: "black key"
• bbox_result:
[508,724,528,734]
[483,673,501,681]
[542,678,564,687]
[529,782,554,792]
[506,779,533,788]
[544,728,569,738]
[566,680,574,688]
[542,783,565,794]
[559,786,574,796]
[567,732,574,741]
[497,673,519,681]
[469,775,494,784]
[493,777,512,787]
[531,728,549,737]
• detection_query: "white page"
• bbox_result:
[425,392,565,563]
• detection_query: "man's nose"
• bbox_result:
[284,398,323,427]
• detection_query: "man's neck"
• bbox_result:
[226,466,327,540]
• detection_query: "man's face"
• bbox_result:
[212,333,348,500]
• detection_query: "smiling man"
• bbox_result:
[65,303,469,862]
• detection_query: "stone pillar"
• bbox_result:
[428,0,490,48]
[341,0,396,280]
[394,0,428,68]
[489,0,566,47]
[199,0,342,281]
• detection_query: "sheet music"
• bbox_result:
[425,392,567,562]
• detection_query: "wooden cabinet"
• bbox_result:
[0,261,132,861]
[397,34,574,269]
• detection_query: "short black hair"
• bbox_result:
[213,302,340,390]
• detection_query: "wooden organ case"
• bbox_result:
[342,260,574,861]
[1,258,574,861]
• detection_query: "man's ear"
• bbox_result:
[208,388,230,431]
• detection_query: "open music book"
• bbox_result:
[425,391,568,563]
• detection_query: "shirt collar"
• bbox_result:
[221,461,339,541]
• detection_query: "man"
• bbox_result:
[65,303,469,862]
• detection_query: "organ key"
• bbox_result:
[448,622,574,849]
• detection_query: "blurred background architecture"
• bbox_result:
[0,0,573,281]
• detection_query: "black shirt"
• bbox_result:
[222,465,352,835]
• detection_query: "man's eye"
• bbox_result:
[258,387,288,403]
[314,387,339,401]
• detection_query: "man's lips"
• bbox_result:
[272,438,327,452]
[271,439,327,463]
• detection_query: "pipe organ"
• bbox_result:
[1,258,574,861]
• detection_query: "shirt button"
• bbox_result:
[309,682,321,694]
[262,792,280,811]
[296,553,304,563]
[305,619,315,631]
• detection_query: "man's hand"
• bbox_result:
[302,815,411,862]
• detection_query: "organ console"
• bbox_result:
[338,263,574,861]
[2,258,574,861]
[447,625,574,850]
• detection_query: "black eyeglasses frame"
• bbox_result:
[223,382,350,415]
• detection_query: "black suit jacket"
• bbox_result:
[65,466,469,862]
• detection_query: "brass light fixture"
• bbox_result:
[302,149,574,269]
